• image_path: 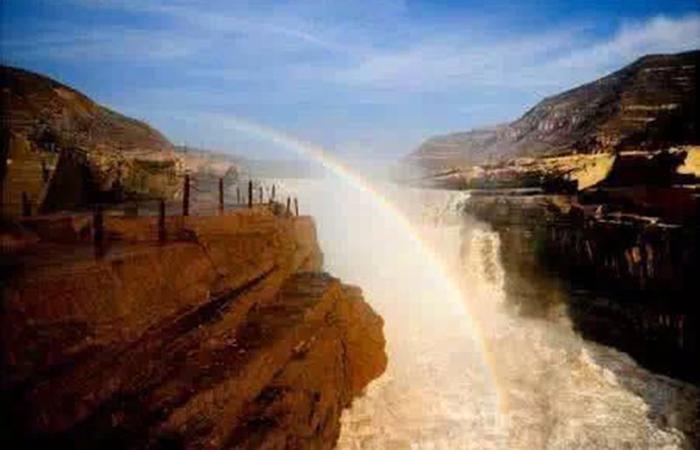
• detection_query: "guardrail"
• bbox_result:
[1,176,301,259]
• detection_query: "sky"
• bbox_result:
[2,0,700,162]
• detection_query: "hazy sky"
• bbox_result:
[2,0,699,161]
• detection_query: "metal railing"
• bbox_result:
[2,175,302,259]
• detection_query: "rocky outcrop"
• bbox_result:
[1,66,183,215]
[461,192,699,383]
[403,49,700,387]
[174,146,240,198]
[0,209,387,449]
[409,50,699,171]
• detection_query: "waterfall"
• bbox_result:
[461,228,506,306]
[266,177,699,449]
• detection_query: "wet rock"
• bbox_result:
[462,193,699,383]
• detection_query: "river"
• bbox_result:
[258,176,699,449]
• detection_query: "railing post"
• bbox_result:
[21,192,31,217]
[182,174,190,217]
[158,199,166,243]
[218,178,224,215]
[294,197,299,216]
[248,180,253,209]
[93,204,104,258]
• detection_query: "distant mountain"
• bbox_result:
[409,50,699,171]
[1,66,181,214]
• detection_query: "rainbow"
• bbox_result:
[216,115,509,414]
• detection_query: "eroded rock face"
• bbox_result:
[1,65,183,214]
[409,50,699,171]
[0,210,387,449]
[462,193,699,383]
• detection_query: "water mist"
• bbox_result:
[267,173,699,449]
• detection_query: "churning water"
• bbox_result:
[263,176,699,449]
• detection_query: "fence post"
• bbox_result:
[237,186,241,205]
[158,199,166,243]
[271,185,276,202]
[286,197,291,215]
[182,174,190,217]
[21,192,31,217]
[294,197,299,216]
[93,204,104,258]
[218,178,224,215]
[259,186,263,204]
[248,180,253,209]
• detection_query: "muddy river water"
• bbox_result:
[260,177,698,449]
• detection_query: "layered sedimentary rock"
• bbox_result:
[1,66,183,215]
[404,50,700,384]
[409,50,699,171]
[461,192,699,383]
[1,66,247,217]
[0,209,387,449]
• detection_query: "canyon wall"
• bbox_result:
[406,51,699,385]
[0,209,387,449]
[409,50,699,172]
[462,194,698,383]
[1,66,242,217]
[1,66,184,214]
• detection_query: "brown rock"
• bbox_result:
[0,210,386,449]
[409,50,699,172]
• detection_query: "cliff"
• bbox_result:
[461,193,699,383]
[409,50,699,171]
[0,208,387,449]
[1,66,183,215]
[405,50,700,384]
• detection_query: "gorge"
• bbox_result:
[1,66,388,449]
[406,49,700,385]
[2,44,699,449]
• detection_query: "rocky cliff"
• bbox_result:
[405,50,700,384]
[0,208,387,449]
[462,193,699,383]
[409,50,699,171]
[1,66,183,215]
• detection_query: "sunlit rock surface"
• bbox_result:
[0,66,241,216]
[0,209,386,449]
[399,51,700,394]
[1,66,184,213]
[409,50,699,171]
